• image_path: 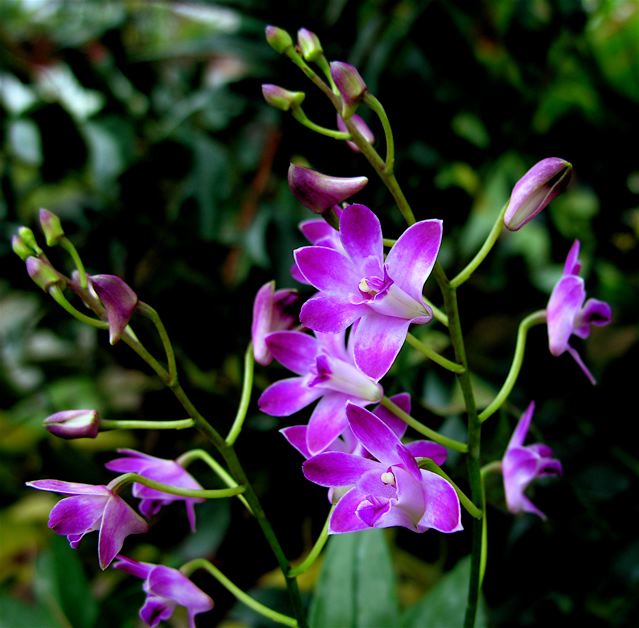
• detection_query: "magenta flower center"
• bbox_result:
[308,354,381,401]
[380,471,396,486]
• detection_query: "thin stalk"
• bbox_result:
[380,396,468,453]
[291,107,351,140]
[383,238,396,247]
[59,237,87,288]
[226,343,254,446]
[316,55,338,93]
[137,302,177,385]
[450,202,508,288]
[181,559,298,628]
[49,287,109,330]
[479,462,501,587]
[478,310,547,423]
[286,48,340,106]
[418,458,482,519]
[100,418,194,430]
[406,333,465,374]
[364,93,395,172]
[289,507,333,577]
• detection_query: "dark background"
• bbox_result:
[1,0,637,626]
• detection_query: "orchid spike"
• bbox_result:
[547,240,611,383]
[114,556,213,628]
[502,402,562,519]
[258,329,383,455]
[303,404,462,534]
[90,274,138,344]
[105,449,204,532]
[26,479,148,569]
[44,409,100,439]
[295,203,442,379]
[261,84,305,111]
[504,157,572,231]
[297,28,323,62]
[330,61,367,118]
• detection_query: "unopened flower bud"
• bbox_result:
[12,234,34,260]
[26,256,62,292]
[297,28,323,62]
[90,274,138,345]
[330,61,367,118]
[39,208,65,246]
[504,158,572,231]
[265,25,294,54]
[337,114,375,153]
[288,164,368,214]
[15,226,42,258]
[44,409,100,439]
[262,84,305,111]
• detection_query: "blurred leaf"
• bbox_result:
[82,121,124,194]
[309,529,399,628]
[451,113,490,149]
[0,72,37,115]
[8,119,42,165]
[401,557,488,628]
[0,591,58,628]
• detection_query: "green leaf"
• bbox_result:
[309,529,399,628]
[0,590,58,628]
[401,557,488,628]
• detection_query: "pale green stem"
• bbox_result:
[48,286,109,329]
[286,48,339,106]
[288,507,333,577]
[181,558,298,627]
[110,472,245,500]
[425,297,449,327]
[178,448,252,514]
[418,459,482,519]
[137,302,177,385]
[364,92,394,172]
[383,238,396,247]
[479,461,502,587]
[291,107,350,140]
[380,396,468,453]
[59,237,87,288]
[478,310,547,423]
[100,418,194,430]
[226,343,254,446]
[406,333,465,374]
[316,55,338,93]
[450,202,508,288]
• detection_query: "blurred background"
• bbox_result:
[1,0,637,626]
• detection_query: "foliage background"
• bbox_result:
[1,0,637,626]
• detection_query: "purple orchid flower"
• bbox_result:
[258,329,383,455]
[114,556,213,628]
[502,402,562,519]
[26,479,148,569]
[251,281,299,365]
[303,404,462,534]
[89,274,139,345]
[295,203,442,379]
[547,240,612,384]
[105,449,204,532]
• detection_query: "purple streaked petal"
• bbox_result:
[383,466,426,529]
[329,488,369,533]
[280,426,311,458]
[303,452,379,486]
[26,480,110,496]
[340,204,384,277]
[563,239,581,275]
[147,566,214,616]
[90,274,138,345]
[373,392,410,438]
[113,555,153,580]
[258,378,322,416]
[547,275,585,356]
[418,470,463,533]
[405,441,448,466]
[508,401,535,449]
[48,495,106,535]
[566,344,597,385]
[265,331,317,374]
[574,298,612,338]
[140,595,174,628]
[353,313,411,379]
[300,293,364,333]
[251,281,276,364]
[356,496,393,528]
[385,219,442,303]
[98,495,148,569]
[346,404,403,467]
[299,219,340,246]
[306,392,350,454]
[294,246,360,294]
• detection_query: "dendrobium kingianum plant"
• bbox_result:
[13,24,612,628]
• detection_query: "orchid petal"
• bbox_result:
[300,293,363,333]
[346,404,403,467]
[547,275,585,356]
[26,480,110,496]
[98,495,148,569]
[303,452,379,486]
[373,392,410,438]
[140,595,174,627]
[113,555,153,580]
[148,566,214,615]
[90,274,138,345]
[418,469,463,533]
[329,488,370,533]
[258,378,322,416]
[508,401,535,449]
[306,393,350,454]
[280,426,311,458]
[574,298,612,338]
[48,495,106,535]
[566,344,597,385]
[294,246,360,294]
[406,441,448,466]
[563,240,581,275]
[340,204,384,277]
[265,331,317,375]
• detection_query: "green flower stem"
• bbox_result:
[478,462,502,587]
[111,472,245,500]
[406,333,465,374]
[380,396,468,453]
[136,302,177,385]
[226,343,255,446]
[316,55,338,93]
[178,448,252,514]
[383,238,396,247]
[418,458,482,519]
[450,202,508,289]
[100,418,194,430]
[291,107,351,140]
[425,298,449,327]
[478,310,547,424]
[59,237,87,289]
[288,507,333,578]
[286,48,340,106]
[181,559,298,627]
[48,287,109,330]
[363,93,394,172]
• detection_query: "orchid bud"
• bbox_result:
[26,256,62,292]
[504,158,572,231]
[90,274,138,345]
[337,114,375,153]
[262,84,306,111]
[44,409,100,439]
[288,164,368,214]
[14,226,42,259]
[265,25,294,54]
[39,208,65,246]
[330,61,367,119]
[297,28,323,62]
